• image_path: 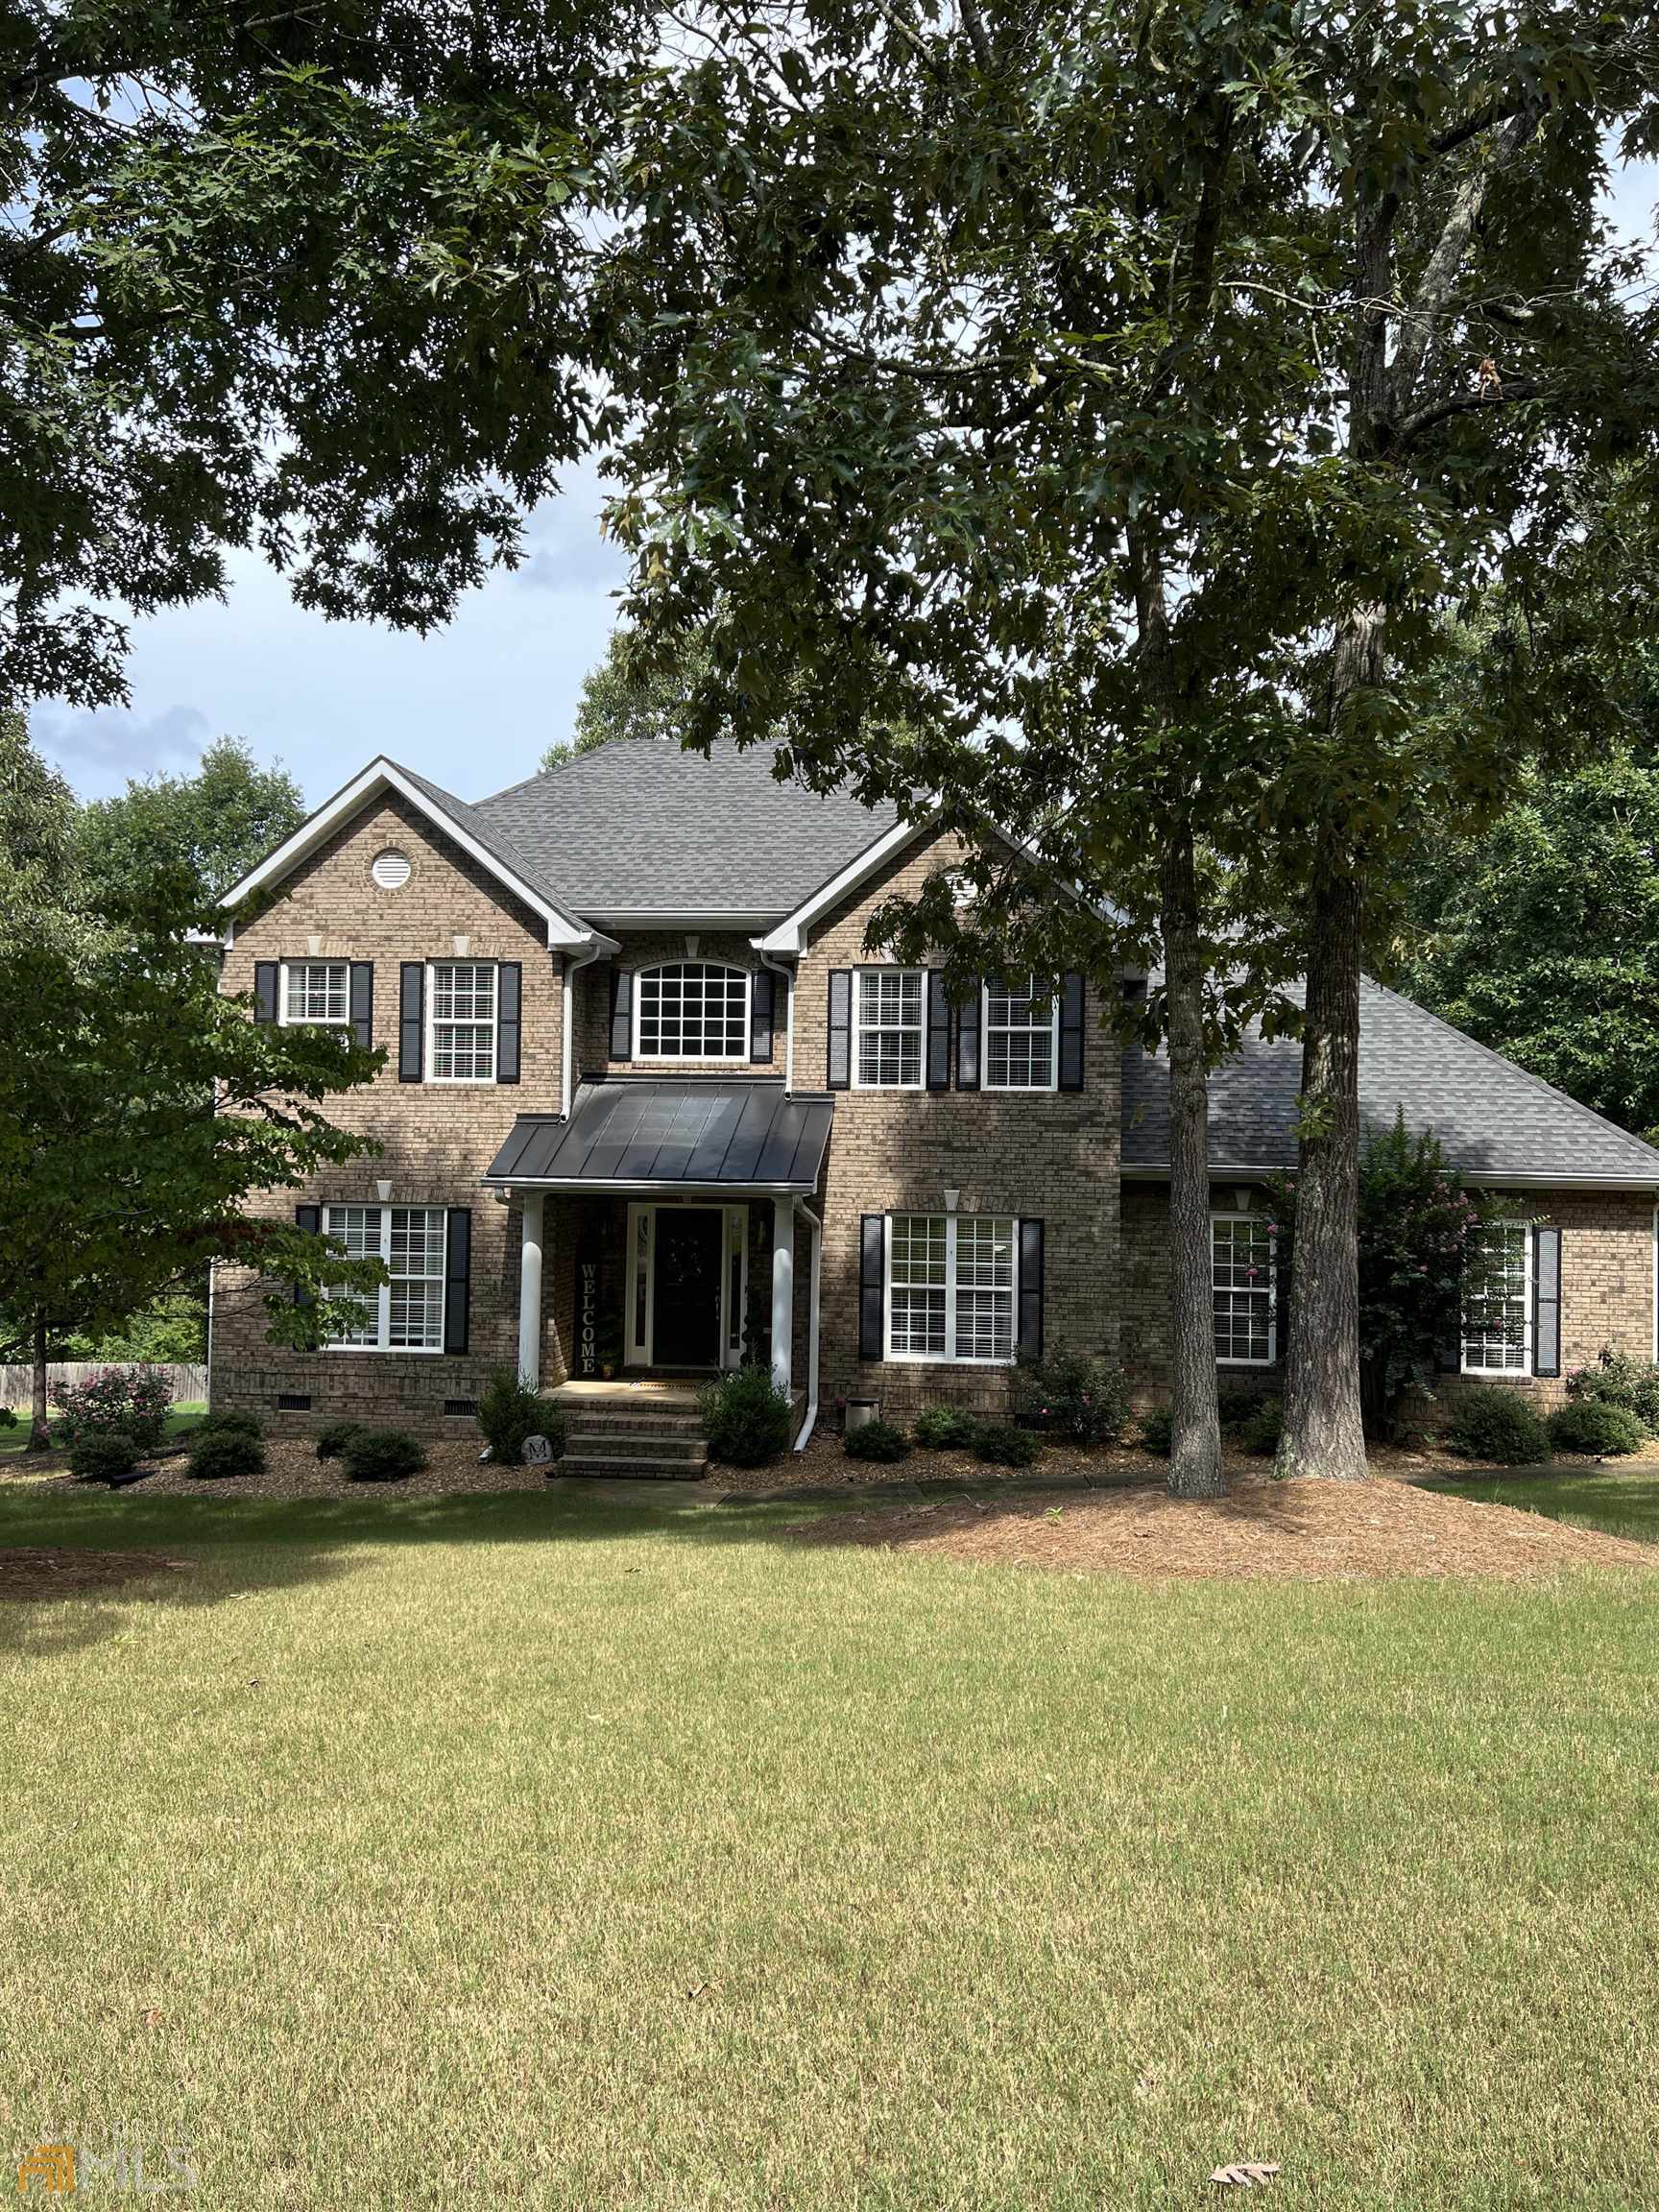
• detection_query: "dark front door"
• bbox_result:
[653,1209,724,1369]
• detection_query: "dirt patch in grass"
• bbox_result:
[0,1547,190,1599]
[791,1471,1658,1582]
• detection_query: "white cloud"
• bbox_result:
[32,700,209,797]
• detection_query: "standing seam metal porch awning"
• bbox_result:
[483,1077,834,1195]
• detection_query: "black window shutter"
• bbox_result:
[859,1214,886,1358]
[398,963,424,1081]
[254,962,278,1023]
[349,962,373,1051]
[1058,973,1086,1091]
[750,969,774,1063]
[496,962,521,1085]
[610,968,633,1061]
[827,970,853,1090]
[926,972,951,1090]
[445,1209,471,1354]
[294,1203,320,1307]
[1533,1225,1562,1378]
[1018,1218,1045,1359]
[955,981,981,1090]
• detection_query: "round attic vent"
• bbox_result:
[372,848,411,891]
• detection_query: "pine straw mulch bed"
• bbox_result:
[0,1547,192,1600]
[787,1471,1659,1583]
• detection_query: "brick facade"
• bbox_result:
[1121,1179,1657,1412]
[213,787,1654,1437]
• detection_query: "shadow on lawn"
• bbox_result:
[0,1479,868,1659]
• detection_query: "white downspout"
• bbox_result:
[755,946,797,1092]
[791,1200,822,1451]
[560,933,613,1117]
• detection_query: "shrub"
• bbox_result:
[342,1429,429,1481]
[1566,1351,1659,1435]
[0,1407,17,1430]
[198,1406,264,1442]
[69,1431,140,1483]
[912,1406,981,1451]
[476,1367,564,1463]
[698,1365,792,1466]
[49,1366,172,1450]
[1446,1388,1551,1466]
[1009,1351,1129,1445]
[1139,1407,1173,1456]
[973,1421,1042,1468]
[1548,1399,1647,1457]
[187,1425,265,1480]
[1216,1384,1266,1432]
[315,1419,366,1461]
[844,1419,911,1463]
[1239,1397,1283,1455]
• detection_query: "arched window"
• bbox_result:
[635,962,751,1060]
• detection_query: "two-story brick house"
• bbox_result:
[211,740,1659,1455]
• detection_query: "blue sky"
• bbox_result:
[32,160,1659,812]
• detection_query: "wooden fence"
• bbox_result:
[0,1361,208,1412]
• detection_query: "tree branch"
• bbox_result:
[1387,113,1530,419]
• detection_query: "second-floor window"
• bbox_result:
[855,968,925,1088]
[984,977,1058,1091]
[282,960,349,1026]
[636,962,749,1060]
[430,961,497,1082]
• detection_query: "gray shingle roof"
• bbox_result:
[1121,978,1659,1185]
[470,740,898,917]
[395,760,588,933]
[484,1077,834,1192]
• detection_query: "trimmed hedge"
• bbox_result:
[973,1421,1042,1468]
[699,1366,792,1466]
[69,1431,140,1483]
[187,1426,266,1480]
[1446,1387,1551,1466]
[1547,1399,1646,1457]
[315,1419,366,1461]
[1138,1407,1173,1456]
[912,1406,981,1451]
[342,1429,429,1481]
[844,1419,911,1463]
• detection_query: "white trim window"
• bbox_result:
[1462,1220,1531,1375]
[855,968,925,1089]
[887,1214,1017,1363]
[1212,1214,1276,1365]
[281,960,349,1026]
[429,961,497,1082]
[324,1205,446,1352]
[636,962,749,1061]
[984,976,1059,1091]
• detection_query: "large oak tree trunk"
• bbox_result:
[1162,825,1224,1499]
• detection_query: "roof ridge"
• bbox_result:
[1362,976,1659,1167]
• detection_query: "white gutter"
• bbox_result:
[791,1199,823,1452]
[560,935,616,1117]
[754,945,798,1091]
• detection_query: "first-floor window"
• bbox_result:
[887,1214,1017,1362]
[430,961,496,1081]
[1213,1214,1275,1364]
[1462,1220,1530,1374]
[282,960,349,1025]
[324,1205,446,1351]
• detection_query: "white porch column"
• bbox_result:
[771,1196,795,1397]
[517,1190,545,1390]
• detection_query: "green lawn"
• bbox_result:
[3,1480,1657,2210]
[0,1402,205,1458]
[1439,1464,1659,1546]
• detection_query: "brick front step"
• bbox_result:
[558,1454,709,1480]
[565,1427,709,1463]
